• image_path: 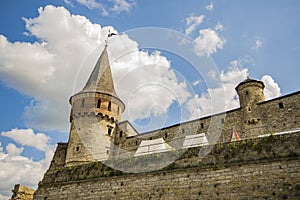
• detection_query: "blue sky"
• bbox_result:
[0,0,300,198]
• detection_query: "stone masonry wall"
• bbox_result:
[34,132,300,199]
[34,160,300,200]
[119,91,300,152]
[11,184,35,200]
[259,91,300,134]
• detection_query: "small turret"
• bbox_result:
[235,77,265,109]
[235,77,265,137]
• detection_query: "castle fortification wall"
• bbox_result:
[34,132,300,199]
[119,91,300,152]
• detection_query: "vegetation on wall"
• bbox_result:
[42,132,300,185]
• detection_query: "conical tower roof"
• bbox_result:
[81,46,118,97]
[235,77,265,91]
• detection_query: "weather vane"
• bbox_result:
[105,30,117,46]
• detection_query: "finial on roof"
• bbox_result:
[105,30,117,47]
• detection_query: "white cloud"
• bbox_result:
[214,22,223,31]
[261,75,281,100]
[65,0,135,16]
[205,3,214,11]
[252,39,263,49]
[185,15,205,35]
[1,129,51,152]
[110,0,134,14]
[229,57,255,69]
[0,5,190,132]
[185,64,281,120]
[208,69,217,79]
[76,0,102,9]
[186,67,248,120]
[64,0,73,6]
[0,129,55,199]
[0,5,104,132]
[193,28,225,57]
[5,143,24,156]
[106,40,191,120]
[75,0,108,15]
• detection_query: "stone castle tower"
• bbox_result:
[235,77,265,109]
[235,77,265,135]
[65,45,125,166]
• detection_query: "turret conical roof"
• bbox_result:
[235,77,265,91]
[81,46,118,97]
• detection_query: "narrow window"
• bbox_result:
[108,102,111,111]
[106,149,110,154]
[278,102,284,109]
[221,118,225,124]
[120,131,123,138]
[76,146,80,151]
[248,107,251,112]
[136,141,138,145]
[97,99,101,108]
[108,128,112,136]
[165,132,168,138]
[201,123,204,129]
[150,137,152,140]
[117,106,120,115]
[245,91,249,95]
[81,99,85,108]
